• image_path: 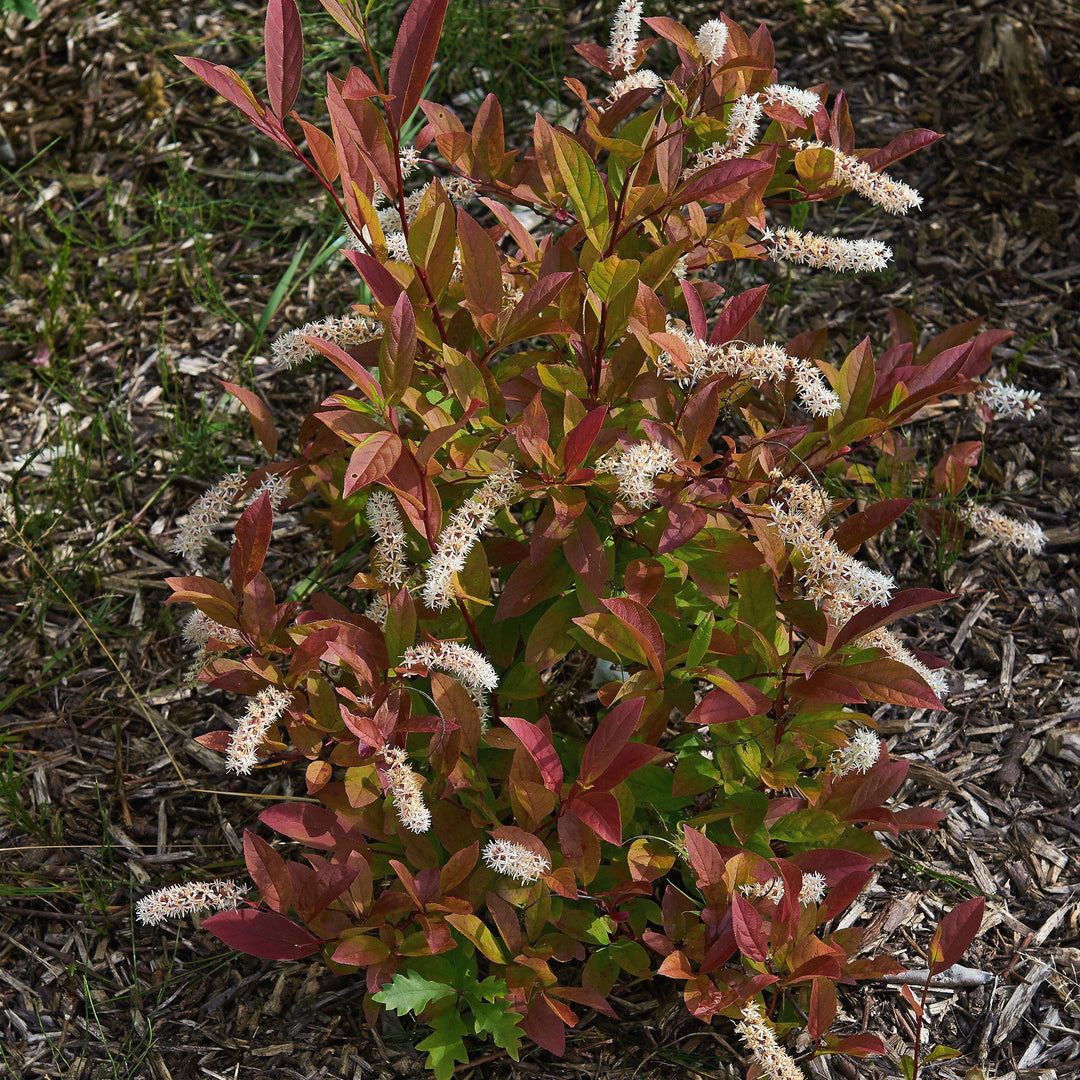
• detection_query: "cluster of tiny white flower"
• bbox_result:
[684,94,764,175]
[225,686,294,774]
[683,84,817,178]
[695,18,729,64]
[366,490,408,588]
[798,872,828,905]
[762,84,821,117]
[762,226,892,272]
[770,480,950,696]
[735,1000,805,1080]
[595,441,679,510]
[400,640,499,728]
[182,610,243,649]
[381,745,432,833]
[861,625,949,698]
[957,503,1045,554]
[135,879,245,926]
[170,470,247,567]
[609,69,663,100]
[770,481,896,609]
[740,877,785,903]
[976,377,1041,420]
[423,465,520,610]
[829,727,882,777]
[607,0,644,71]
[797,140,922,215]
[655,321,840,416]
[482,838,551,885]
[271,314,378,369]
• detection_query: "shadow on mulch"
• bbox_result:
[1,1,1078,1078]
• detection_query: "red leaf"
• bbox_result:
[561,406,608,474]
[831,499,912,553]
[501,716,564,793]
[731,895,768,961]
[830,1033,886,1057]
[381,293,416,402]
[343,432,402,498]
[220,379,277,457]
[244,831,293,914]
[302,323,385,406]
[176,57,278,139]
[589,742,663,792]
[710,284,770,345]
[928,897,985,974]
[572,790,622,845]
[676,158,770,205]
[601,597,666,681]
[259,803,352,850]
[388,0,449,127]
[862,129,943,172]
[520,993,566,1056]
[265,0,304,117]
[342,249,404,306]
[682,826,723,888]
[332,933,390,967]
[202,908,319,960]
[687,683,773,725]
[297,118,339,183]
[579,696,644,785]
[457,209,504,318]
[834,657,945,710]
[503,272,574,338]
[680,279,707,341]
[832,588,956,653]
[230,492,273,593]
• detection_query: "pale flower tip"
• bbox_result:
[483,838,551,885]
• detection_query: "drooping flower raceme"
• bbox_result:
[735,1000,806,1080]
[655,320,841,416]
[366,490,408,588]
[400,640,499,728]
[829,728,882,777]
[482,838,551,885]
[595,442,679,510]
[171,470,247,567]
[380,745,432,834]
[957,503,1045,554]
[762,226,893,272]
[976,378,1041,420]
[225,686,294,774]
[798,140,922,215]
[271,314,378,369]
[423,465,520,611]
[136,879,245,926]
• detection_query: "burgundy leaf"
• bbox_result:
[265,0,304,117]
[202,908,319,960]
[388,0,450,127]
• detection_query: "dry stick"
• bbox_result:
[4,517,190,788]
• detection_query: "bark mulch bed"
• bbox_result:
[1,1,1078,1078]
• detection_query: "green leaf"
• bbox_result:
[685,612,715,669]
[548,124,611,251]
[471,998,524,1059]
[416,1007,470,1080]
[372,971,456,1016]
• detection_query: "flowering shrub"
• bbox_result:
[151,0,1047,1074]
